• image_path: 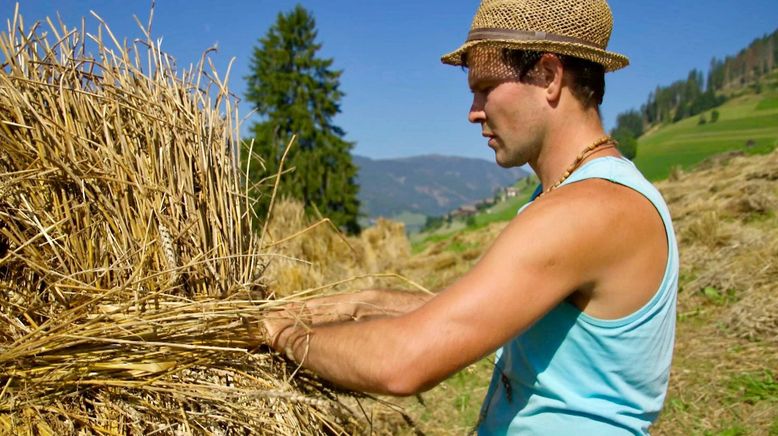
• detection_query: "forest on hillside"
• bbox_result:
[612,29,778,156]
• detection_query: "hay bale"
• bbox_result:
[264,199,360,295]
[0,7,369,434]
[360,219,411,273]
[264,199,425,296]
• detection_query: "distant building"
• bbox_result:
[449,204,477,219]
[499,186,521,202]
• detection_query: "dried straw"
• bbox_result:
[651,148,778,434]
[0,5,370,434]
[263,199,431,298]
[657,149,778,344]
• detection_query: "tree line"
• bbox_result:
[612,29,778,159]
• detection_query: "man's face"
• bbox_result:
[466,48,548,168]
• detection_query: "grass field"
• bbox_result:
[635,77,778,181]
[411,180,536,253]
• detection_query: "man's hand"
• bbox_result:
[261,302,310,352]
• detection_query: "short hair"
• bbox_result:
[461,49,606,108]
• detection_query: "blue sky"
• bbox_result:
[5,1,777,161]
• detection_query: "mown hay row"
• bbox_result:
[651,148,778,434]
[0,7,367,434]
[658,149,778,343]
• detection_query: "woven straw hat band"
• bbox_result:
[442,0,629,72]
[467,29,602,50]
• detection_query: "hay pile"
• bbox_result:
[263,199,421,297]
[651,149,778,434]
[0,8,373,434]
[658,150,778,342]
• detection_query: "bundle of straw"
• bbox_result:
[0,6,366,434]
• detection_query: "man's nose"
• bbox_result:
[468,93,486,124]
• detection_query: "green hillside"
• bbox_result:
[635,72,778,181]
[411,180,536,252]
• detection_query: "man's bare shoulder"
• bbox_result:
[490,177,667,282]
[505,178,668,318]
[515,178,659,234]
[498,179,636,250]
[473,179,634,291]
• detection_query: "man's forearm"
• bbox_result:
[348,289,432,320]
[264,289,434,394]
[277,315,423,395]
[291,289,432,325]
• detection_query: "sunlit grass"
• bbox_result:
[635,89,778,181]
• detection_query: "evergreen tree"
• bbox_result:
[615,109,644,138]
[708,58,725,92]
[610,109,641,161]
[243,5,360,233]
[611,127,638,160]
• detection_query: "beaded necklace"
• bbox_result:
[535,135,616,199]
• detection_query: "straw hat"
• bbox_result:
[441,0,629,72]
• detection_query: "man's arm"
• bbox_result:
[262,184,641,395]
[265,289,432,327]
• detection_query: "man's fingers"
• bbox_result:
[261,316,293,348]
[257,295,366,349]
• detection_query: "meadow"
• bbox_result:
[635,72,778,181]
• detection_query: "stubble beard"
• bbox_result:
[492,136,537,169]
[494,146,530,169]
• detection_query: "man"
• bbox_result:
[262,0,679,434]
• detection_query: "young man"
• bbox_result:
[262,0,679,433]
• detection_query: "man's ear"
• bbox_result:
[537,53,564,103]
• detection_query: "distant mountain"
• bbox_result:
[354,154,529,218]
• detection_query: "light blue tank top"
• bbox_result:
[477,157,679,435]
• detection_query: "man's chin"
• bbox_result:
[494,153,521,168]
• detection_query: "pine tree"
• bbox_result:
[243,5,360,233]
[611,127,638,160]
[614,109,644,138]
